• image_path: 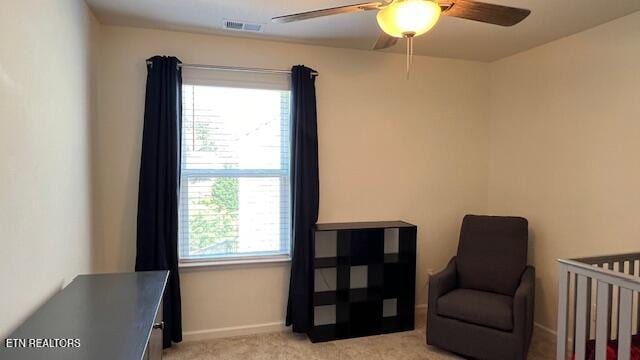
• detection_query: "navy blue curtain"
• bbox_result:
[286,65,319,333]
[135,55,183,348]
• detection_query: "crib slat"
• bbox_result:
[586,277,595,340]
[619,288,633,360]
[573,272,579,353]
[633,260,640,335]
[608,263,618,340]
[557,266,570,360]
[635,260,640,335]
[607,263,614,338]
[575,275,589,359]
[595,282,610,360]
[637,260,640,335]
[625,261,636,335]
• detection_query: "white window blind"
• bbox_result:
[179,70,291,263]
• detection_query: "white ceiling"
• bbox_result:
[86,0,640,62]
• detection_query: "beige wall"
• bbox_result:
[2,3,636,339]
[93,25,490,336]
[0,0,635,342]
[488,11,640,330]
[0,0,99,337]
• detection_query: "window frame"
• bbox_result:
[178,77,292,267]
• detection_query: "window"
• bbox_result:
[179,71,291,264]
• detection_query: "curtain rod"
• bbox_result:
[145,61,319,76]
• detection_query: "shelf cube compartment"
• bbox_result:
[314,268,336,292]
[339,229,384,265]
[382,262,410,298]
[383,298,397,317]
[348,301,382,337]
[350,265,367,288]
[315,230,337,258]
[384,228,399,254]
[314,305,336,326]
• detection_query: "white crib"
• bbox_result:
[557,253,640,360]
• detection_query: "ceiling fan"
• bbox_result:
[272,0,531,76]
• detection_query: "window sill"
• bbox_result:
[178,255,292,270]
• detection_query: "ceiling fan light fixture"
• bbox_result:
[376,0,442,38]
[272,0,531,78]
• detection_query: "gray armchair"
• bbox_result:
[427,215,535,360]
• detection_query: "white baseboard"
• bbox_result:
[183,304,430,342]
[182,321,287,342]
[534,322,557,344]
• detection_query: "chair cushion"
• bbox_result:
[456,215,528,296]
[437,288,514,331]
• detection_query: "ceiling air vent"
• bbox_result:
[223,19,263,32]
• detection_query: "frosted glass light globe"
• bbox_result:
[376,0,442,38]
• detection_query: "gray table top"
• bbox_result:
[1,271,168,360]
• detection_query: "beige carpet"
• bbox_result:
[164,316,555,360]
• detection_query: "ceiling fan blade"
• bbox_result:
[272,2,384,23]
[372,32,398,50]
[441,0,530,26]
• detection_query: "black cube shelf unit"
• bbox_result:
[309,221,417,342]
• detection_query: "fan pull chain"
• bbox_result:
[406,36,409,78]
[405,35,414,79]
[410,35,414,64]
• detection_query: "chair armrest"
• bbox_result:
[428,257,457,311]
[514,266,535,340]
